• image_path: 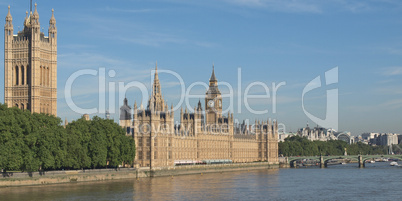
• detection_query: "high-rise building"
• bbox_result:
[4,4,57,116]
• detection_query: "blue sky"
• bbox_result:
[1,0,402,135]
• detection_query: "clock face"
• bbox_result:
[208,100,214,108]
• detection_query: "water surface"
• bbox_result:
[1,162,401,201]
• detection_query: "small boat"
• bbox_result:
[390,162,398,166]
[367,160,375,164]
[382,158,389,162]
[341,162,347,165]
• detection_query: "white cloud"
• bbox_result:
[225,0,322,13]
[219,0,402,14]
[381,98,402,109]
[100,7,156,13]
[382,67,402,76]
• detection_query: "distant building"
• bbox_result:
[278,132,297,142]
[83,114,90,121]
[334,131,352,144]
[361,133,378,143]
[297,124,337,142]
[354,135,364,144]
[296,124,352,144]
[371,133,399,146]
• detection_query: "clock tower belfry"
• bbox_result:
[205,66,222,125]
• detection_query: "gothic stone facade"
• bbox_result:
[4,4,57,116]
[120,66,279,168]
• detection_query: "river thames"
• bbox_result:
[1,162,401,201]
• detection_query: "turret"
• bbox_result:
[133,101,138,118]
[197,99,202,111]
[4,5,13,42]
[31,3,40,27]
[119,97,132,128]
[180,107,184,125]
[4,6,13,102]
[170,104,175,134]
[64,118,68,128]
[5,5,12,29]
[49,9,57,42]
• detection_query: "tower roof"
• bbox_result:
[50,9,56,24]
[206,65,221,95]
[6,5,12,21]
[210,65,217,81]
[32,3,39,18]
[154,61,159,80]
[197,99,202,110]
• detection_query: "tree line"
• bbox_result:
[0,104,135,172]
[279,136,388,157]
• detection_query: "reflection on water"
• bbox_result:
[0,163,401,201]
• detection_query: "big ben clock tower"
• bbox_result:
[205,66,222,125]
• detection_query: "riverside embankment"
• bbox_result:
[0,162,279,187]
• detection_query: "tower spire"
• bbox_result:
[5,5,13,28]
[154,61,159,81]
[6,5,12,21]
[49,8,56,26]
[34,3,38,15]
[210,64,217,81]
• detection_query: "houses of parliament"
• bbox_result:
[120,66,279,168]
[4,4,57,116]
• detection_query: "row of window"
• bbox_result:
[14,66,29,86]
[13,65,51,86]
[40,66,51,86]
[15,103,29,110]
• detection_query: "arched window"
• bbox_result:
[44,67,47,87]
[21,66,25,85]
[42,66,45,86]
[43,66,45,86]
[27,65,30,85]
[15,104,18,108]
[21,103,24,110]
[15,66,19,85]
[40,66,42,85]
[47,67,50,86]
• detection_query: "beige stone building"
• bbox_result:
[120,65,279,168]
[4,4,57,116]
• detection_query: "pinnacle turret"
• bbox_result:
[6,5,12,21]
[154,61,159,80]
[49,9,56,25]
[197,99,202,111]
[32,3,39,18]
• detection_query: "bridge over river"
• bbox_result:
[285,155,402,168]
